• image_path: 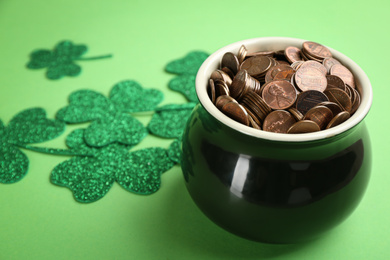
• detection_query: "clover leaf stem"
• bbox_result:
[74,54,113,61]
[13,143,94,157]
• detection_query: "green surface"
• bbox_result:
[0,0,389,259]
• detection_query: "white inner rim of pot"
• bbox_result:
[196,37,373,142]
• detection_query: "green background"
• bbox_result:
[0,0,389,259]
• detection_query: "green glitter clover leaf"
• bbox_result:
[165,51,208,103]
[56,90,114,123]
[65,128,101,156]
[51,129,130,203]
[84,112,146,147]
[110,80,164,112]
[115,147,175,194]
[51,129,174,202]
[165,51,209,75]
[168,74,198,103]
[0,108,65,184]
[27,40,112,80]
[0,142,29,184]
[56,80,163,147]
[51,155,115,202]
[167,138,181,164]
[148,103,196,138]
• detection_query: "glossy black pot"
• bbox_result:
[181,37,373,243]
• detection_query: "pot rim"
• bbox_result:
[196,37,373,142]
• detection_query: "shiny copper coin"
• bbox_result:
[243,105,262,126]
[230,69,262,100]
[241,98,266,122]
[288,107,304,121]
[303,105,333,129]
[240,72,262,100]
[265,64,292,83]
[317,101,343,116]
[248,114,261,130]
[330,64,355,88]
[291,61,304,70]
[229,69,248,99]
[240,55,272,78]
[322,57,341,73]
[345,83,355,100]
[246,50,275,57]
[267,58,278,73]
[296,90,329,115]
[300,60,327,75]
[211,70,233,87]
[215,95,236,110]
[221,67,235,79]
[302,41,332,60]
[263,110,296,133]
[214,79,230,97]
[207,79,216,104]
[350,88,361,114]
[287,120,321,134]
[285,46,303,64]
[221,52,240,74]
[262,80,297,110]
[300,49,310,61]
[324,88,352,113]
[326,75,346,91]
[290,73,297,89]
[344,83,352,98]
[241,94,267,121]
[241,91,272,121]
[257,98,273,118]
[259,81,268,95]
[301,49,323,63]
[221,102,249,126]
[326,111,351,129]
[211,42,361,134]
[294,67,327,92]
[246,91,272,115]
[237,45,248,64]
[273,68,296,81]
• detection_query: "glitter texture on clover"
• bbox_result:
[56,80,164,147]
[148,103,196,139]
[51,129,174,203]
[0,108,65,183]
[26,40,112,80]
[165,51,209,75]
[167,138,182,164]
[168,74,198,103]
[165,51,208,102]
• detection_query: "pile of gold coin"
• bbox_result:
[207,41,361,134]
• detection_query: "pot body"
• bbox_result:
[181,104,371,243]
